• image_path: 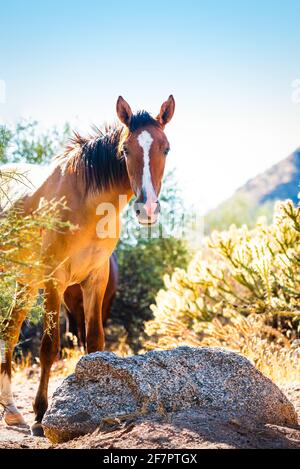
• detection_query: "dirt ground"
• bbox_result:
[1,369,300,449]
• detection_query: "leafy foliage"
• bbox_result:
[0,196,75,339]
[111,170,191,352]
[0,120,70,165]
[0,120,73,340]
[0,126,12,163]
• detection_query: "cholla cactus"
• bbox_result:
[145,200,300,371]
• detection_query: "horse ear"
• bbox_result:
[156,95,175,127]
[116,96,133,126]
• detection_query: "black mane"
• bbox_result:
[63,111,159,195]
[80,126,127,194]
[128,111,160,132]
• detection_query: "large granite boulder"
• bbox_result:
[42,346,298,443]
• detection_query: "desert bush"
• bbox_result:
[144,200,300,381]
[0,186,74,339]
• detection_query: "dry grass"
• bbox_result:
[200,313,300,384]
[12,327,134,384]
[144,313,300,386]
[13,313,300,388]
[11,348,84,386]
[143,201,300,386]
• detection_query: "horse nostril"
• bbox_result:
[155,201,161,214]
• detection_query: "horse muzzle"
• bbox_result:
[134,199,161,226]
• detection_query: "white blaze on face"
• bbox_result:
[137,130,157,219]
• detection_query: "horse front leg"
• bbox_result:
[0,284,35,426]
[32,280,62,436]
[81,261,110,353]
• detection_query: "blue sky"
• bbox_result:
[1,0,300,212]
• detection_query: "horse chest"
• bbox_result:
[68,244,111,284]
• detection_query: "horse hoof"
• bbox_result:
[31,422,45,437]
[4,411,26,426]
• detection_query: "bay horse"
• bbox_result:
[63,252,118,348]
[0,95,175,436]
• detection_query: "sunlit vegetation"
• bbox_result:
[144,200,300,383]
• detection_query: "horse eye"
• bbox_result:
[163,148,170,156]
[123,146,129,156]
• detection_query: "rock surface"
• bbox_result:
[42,346,298,443]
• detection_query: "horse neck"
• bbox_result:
[84,179,134,218]
[106,182,134,212]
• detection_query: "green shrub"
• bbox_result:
[0,120,70,165]
[0,188,74,339]
[112,170,191,352]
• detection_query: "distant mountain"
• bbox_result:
[237,148,300,205]
[205,148,300,232]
